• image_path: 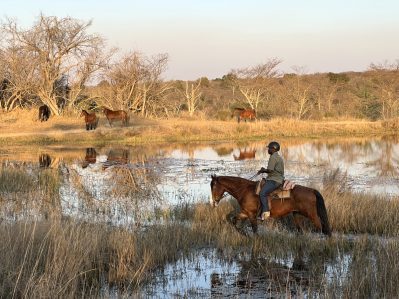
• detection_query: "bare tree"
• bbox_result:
[99,52,170,116]
[177,79,202,116]
[285,66,312,120]
[230,58,282,111]
[0,45,37,111]
[1,14,106,115]
[368,61,399,119]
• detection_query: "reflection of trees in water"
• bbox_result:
[285,139,399,178]
[209,250,312,297]
[210,246,346,298]
[64,148,163,226]
[103,148,129,169]
[0,161,62,220]
[213,146,234,156]
[366,140,399,176]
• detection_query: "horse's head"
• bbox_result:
[210,175,225,207]
[80,110,86,117]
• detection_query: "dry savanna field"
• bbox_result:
[1,108,399,145]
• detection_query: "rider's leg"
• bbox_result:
[259,180,279,218]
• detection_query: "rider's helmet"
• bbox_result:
[267,141,280,151]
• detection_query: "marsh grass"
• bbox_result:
[2,166,399,297]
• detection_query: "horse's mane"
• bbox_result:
[217,175,256,186]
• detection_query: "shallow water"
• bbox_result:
[1,136,399,223]
[1,136,398,296]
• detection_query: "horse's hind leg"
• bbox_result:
[307,211,323,233]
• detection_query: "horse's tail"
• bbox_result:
[314,190,331,236]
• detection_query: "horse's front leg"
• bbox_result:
[234,212,250,235]
[249,216,258,234]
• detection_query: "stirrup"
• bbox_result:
[258,211,270,221]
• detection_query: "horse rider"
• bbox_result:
[257,141,285,220]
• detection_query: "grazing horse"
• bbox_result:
[38,105,50,122]
[102,107,129,127]
[231,108,256,123]
[80,110,98,130]
[233,149,256,160]
[210,175,331,236]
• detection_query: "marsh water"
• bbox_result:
[1,136,399,297]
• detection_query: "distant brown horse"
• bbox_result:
[231,108,256,123]
[210,175,331,236]
[233,149,256,160]
[80,110,98,130]
[102,107,128,127]
[38,105,50,122]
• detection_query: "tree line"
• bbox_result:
[0,14,398,121]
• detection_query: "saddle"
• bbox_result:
[255,178,295,199]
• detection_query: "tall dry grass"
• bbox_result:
[2,165,399,297]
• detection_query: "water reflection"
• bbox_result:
[60,147,162,227]
[103,148,129,169]
[1,137,399,226]
[233,148,256,160]
[39,153,52,168]
[142,246,348,298]
[81,148,97,169]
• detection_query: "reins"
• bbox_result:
[216,174,259,200]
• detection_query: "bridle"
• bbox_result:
[211,173,259,206]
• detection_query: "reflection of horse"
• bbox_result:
[103,149,129,169]
[38,105,50,121]
[210,175,331,236]
[82,148,97,169]
[231,108,256,123]
[80,110,98,130]
[233,149,256,160]
[102,107,129,127]
[39,154,52,168]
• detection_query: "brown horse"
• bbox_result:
[231,108,256,123]
[38,105,50,122]
[210,175,331,236]
[80,110,98,130]
[102,107,129,127]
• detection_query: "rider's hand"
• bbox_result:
[257,167,266,174]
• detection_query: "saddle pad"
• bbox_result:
[256,179,293,199]
[271,189,291,199]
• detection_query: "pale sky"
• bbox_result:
[2,0,399,80]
